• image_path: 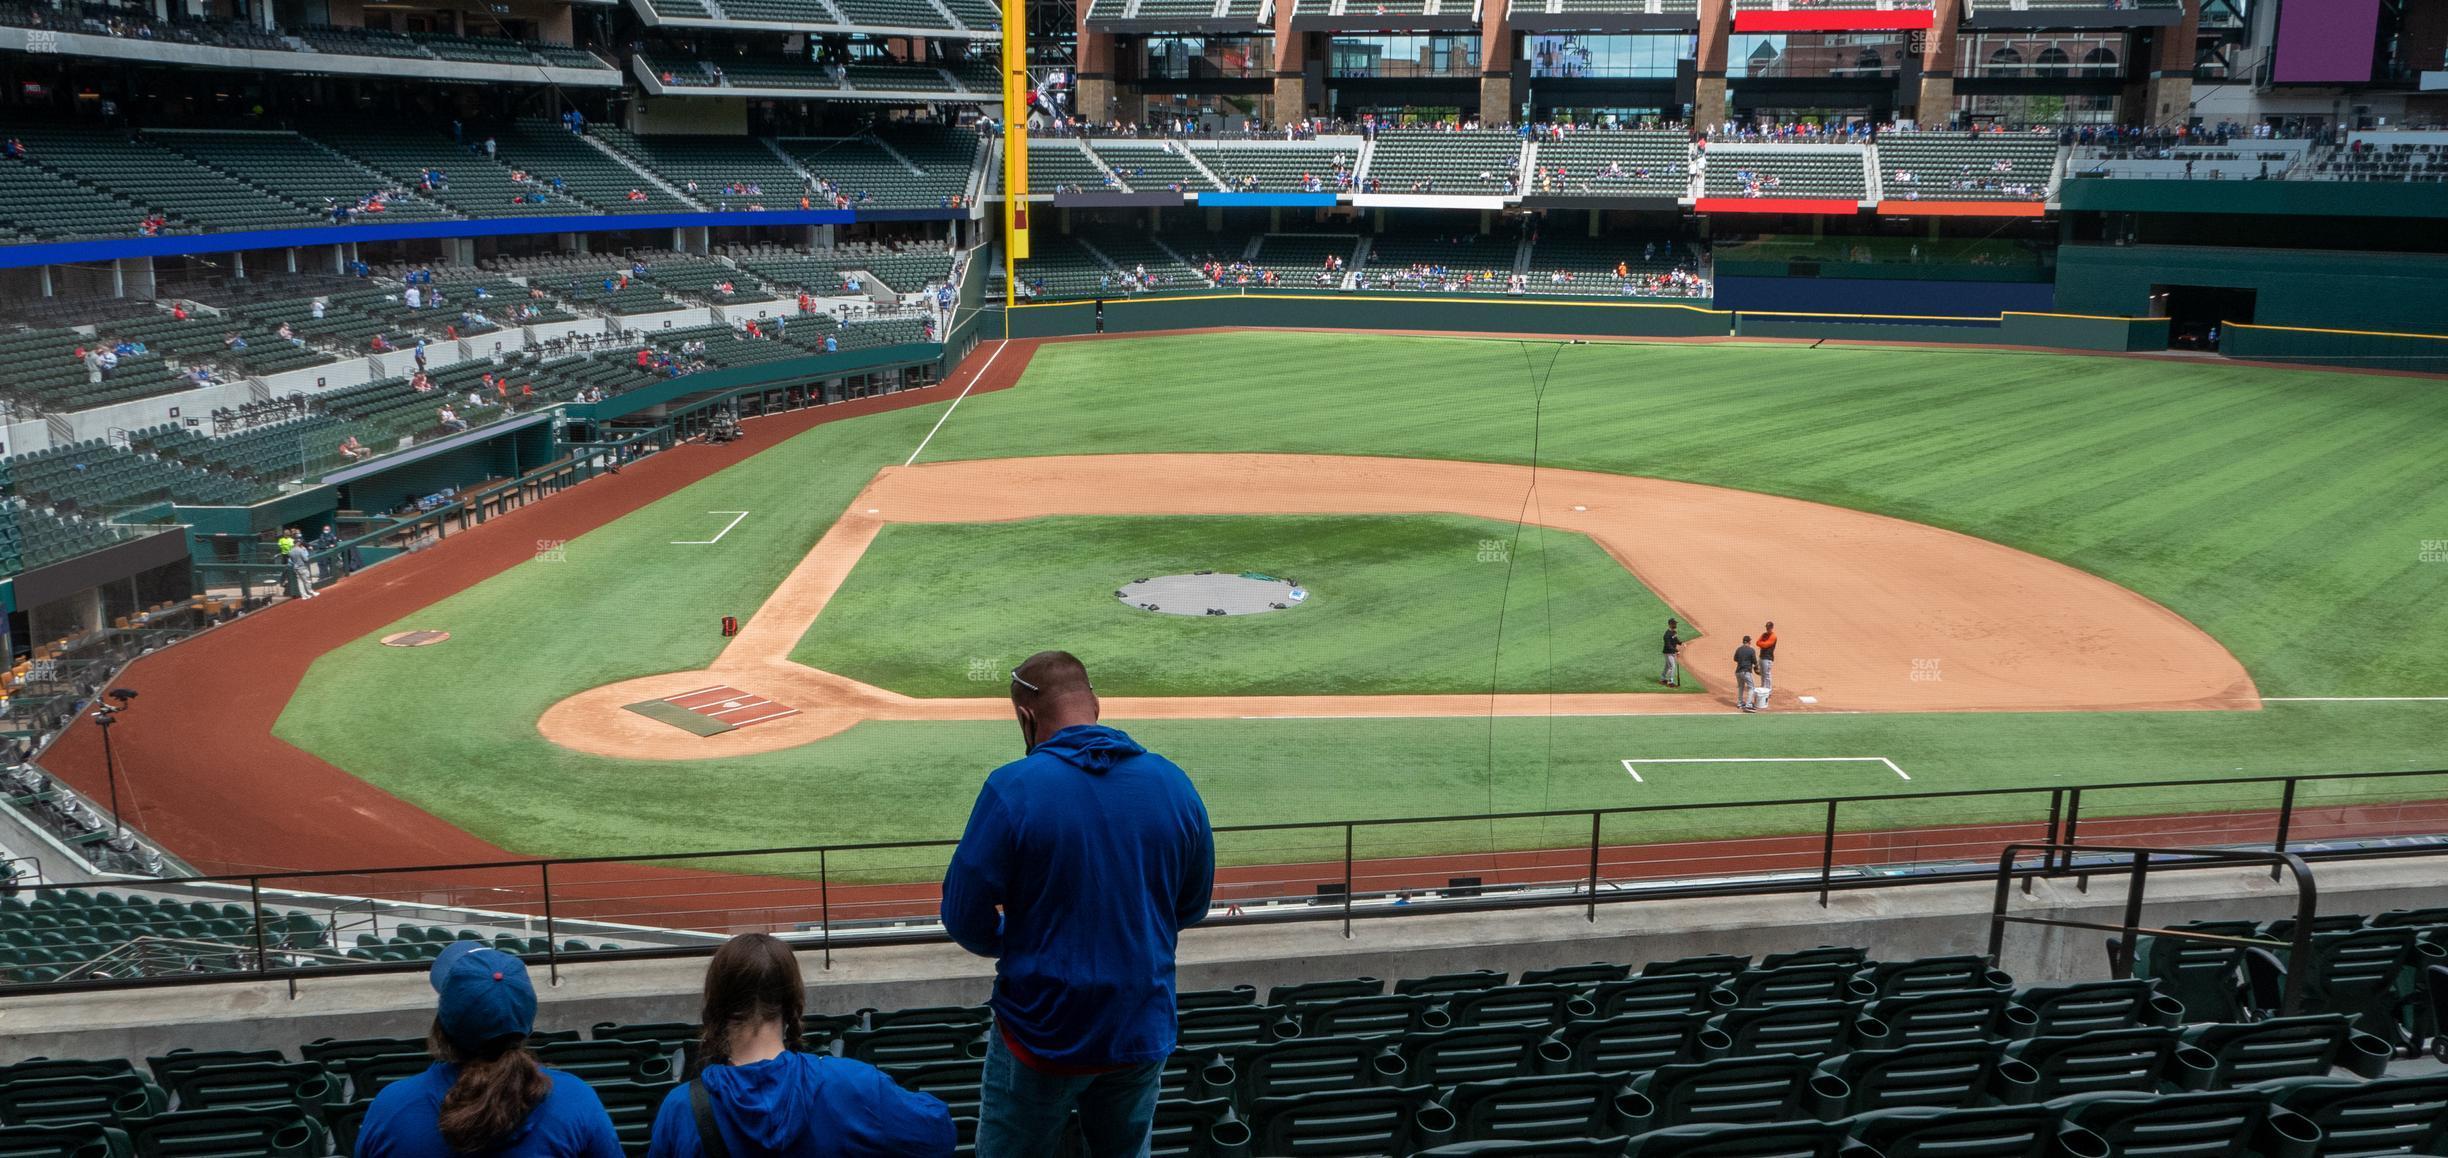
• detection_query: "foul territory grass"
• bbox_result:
[792,514,1697,697]
[274,333,2448,872]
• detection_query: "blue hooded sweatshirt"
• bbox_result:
[940,723,1214,1069]
[644,1052,955,1157]
[357,1063,622,1158]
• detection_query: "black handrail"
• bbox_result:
[0,766,2440,999]
[1987,842,2317,1015]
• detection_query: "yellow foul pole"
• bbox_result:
[1000,0,1029,327]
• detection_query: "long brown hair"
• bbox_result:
[694,933,808,1075]
[428,1020,552,1153]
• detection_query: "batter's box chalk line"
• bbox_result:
[1619,756,1910,784]
[672,510,751,545]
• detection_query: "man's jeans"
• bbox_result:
[977,1028,1162,1158]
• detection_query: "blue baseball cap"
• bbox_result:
[430,941,538,1051]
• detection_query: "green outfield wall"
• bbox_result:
[2055,244,2448,335]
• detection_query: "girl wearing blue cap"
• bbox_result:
[358,943,624,1157]
[648,934,955,1157]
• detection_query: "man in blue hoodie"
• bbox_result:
[942,650,1215,1158]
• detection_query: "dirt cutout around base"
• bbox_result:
[539,453,2259,762]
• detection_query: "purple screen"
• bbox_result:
[2271,0,2380,84]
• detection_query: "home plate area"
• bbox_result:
[622,685,801,737]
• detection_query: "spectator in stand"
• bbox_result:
[438,405,466,432]
[2,138,24,160]
[356,943,622,1158]
[644,934,955,1157]
[338,434,368,461]
[941,650,1215,1158]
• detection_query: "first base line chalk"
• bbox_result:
[1620,756,1910,784]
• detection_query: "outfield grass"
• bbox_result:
[273,333,2448,868]
[792,514,1697,696]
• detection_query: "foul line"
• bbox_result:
[672,511,751,545]
[1620,756,1910,784]
[2262,696,2448,703]
[904,339,1004,466]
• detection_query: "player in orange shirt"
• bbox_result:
[1753,621,1778,710]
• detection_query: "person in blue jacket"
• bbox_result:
[941,650,1216,1158]
[647,933,954,1157]
[357,943,623,1158]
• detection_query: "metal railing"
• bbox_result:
[0,766,2440,998]
[1987,842,2317,1015]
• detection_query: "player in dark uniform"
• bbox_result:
[1660,618,1683,687]
[1734,635,1759,712]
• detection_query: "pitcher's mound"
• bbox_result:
[1117,572,1307,617]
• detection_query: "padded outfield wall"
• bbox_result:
[2056,243,2448,373]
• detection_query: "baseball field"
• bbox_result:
[265,331,2448,875]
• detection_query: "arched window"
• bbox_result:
[1987,45,2022,77]
[1856,49,1886,72]
[2034,46,2071,73]
[2081,46,2118,75]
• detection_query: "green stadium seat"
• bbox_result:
[2246,926,2438,1047]
[802,1013,864,1051]
[1146,1096,1247,1157]
[1862,989,2040,1047]
[882,1059,983,1120]
[1175,1008,1292,1052]
[2011,980,2186,1036]
[1246,1085,1454,1156]
[2048,1089,2323,1158]
[325,1099,372,1156]
[0,1074,166,1128]
[1423,1138,1630,1157]
[1851,955,2014,1000]
[163,1061,337,1114]
[1442,984,1585,1029]
[1540,1011,1719,1076]
[298,1037,424,1067]
[585,1080,674,1156]
[1200,1036,1378,1106]
[531,1041,676,1086]
[865,1005,991,1030]
[1394,969,1509,997]
[1520,962,1631,987]
[1380,1025,1545,1088]
[2002,1027,2203,1102]
[1707,1000,1875,1060]
[2175,1015,2392,1088]
[1807,1041,2037,1117]
[0,1121,132,1158]
[2262,1072,2448,1156]
[1289,993,1450,1038]
[1622,1053,1819,1131]
[1713,963,1858,1009]
[140,1052,282,1089]
[1174,985,1258,1010]
[1267,977,1382,1006]
[1617,1120,1851,1158]
[1587,975,1718,1018]
[335,1054,432,1101]
[124,1105,329,1158]
[1843,1104,2105,1158]
[840,1024,986,1067]
[1441,1072,1644,1146]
